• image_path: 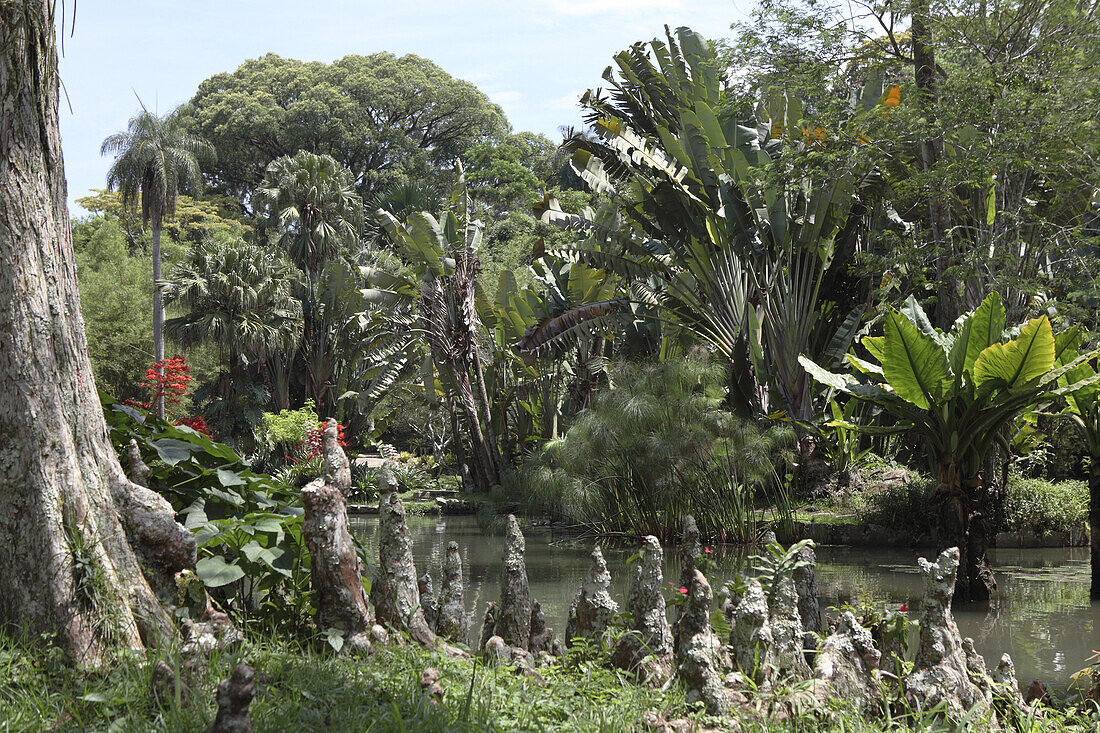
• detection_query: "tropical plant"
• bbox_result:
[255,151,364,410]
[811,398,873,481]
[162,237,302,446]
[255,151,364,275]
[101,104,215,417]
[799,292,1098,601]
[100,393,312,628]
[362,171,503,490]
[516,357,795,541]
[542,27,877,436]
[162,238,302,366]
[479,250,622,457]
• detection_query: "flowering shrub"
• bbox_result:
[274,419,349,488]
[127,355,214,438]
[301,421,348,460]
[140,355,191,414]
[177,415,212,437]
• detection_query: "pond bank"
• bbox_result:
[791,517,1090,549]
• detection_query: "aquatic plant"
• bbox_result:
[513,358,794,541]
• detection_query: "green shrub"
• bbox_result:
[865,476,936,536]
[102,393,314,630]
[1002,474,1087,534]
[259,400,319,452]
[513,358,795,541]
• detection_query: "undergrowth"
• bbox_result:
[3,629,1098,732]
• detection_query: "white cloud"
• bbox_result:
[488,90,523,105]
[543,0,685,16]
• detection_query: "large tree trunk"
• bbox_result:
[1090,459,1100,600]
[932,460,995,604]
[152,219,165,418]
[0,0,175,664]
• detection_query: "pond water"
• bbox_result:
[352,514,1099,687]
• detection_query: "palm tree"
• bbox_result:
[101,103,215,417]
[161,238,302,367]
[162,237,302,445]
[255,151,363,274]
[254,151,363,405]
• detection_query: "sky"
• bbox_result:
[57,0,747,218]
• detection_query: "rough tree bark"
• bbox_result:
[933,460,995,604]
[0,0,179,664]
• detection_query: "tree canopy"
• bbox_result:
[186,52,507,207]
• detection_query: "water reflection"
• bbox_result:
[351,516,1099,685]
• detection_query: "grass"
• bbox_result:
[3,629,1099,732]
[0,631,682,732]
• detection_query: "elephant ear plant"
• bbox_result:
[1052,331,1100,599]
[799,292,1098,603]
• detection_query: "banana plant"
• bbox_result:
[1051,332,1100,599]
[799,292,1099,602]
[554,27,880,424]
[360,172,503,490]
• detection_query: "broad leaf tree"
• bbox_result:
[800,293,1097,602]
[187,53,506,203]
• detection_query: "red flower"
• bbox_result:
[899,603,909,612]
[139,355,194,419]
[704,546,713,554]
[300,420,348,459]
[175,415,212,438]
[678,587,688,594]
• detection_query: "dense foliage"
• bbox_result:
[516,359,794,540]
[75,3,1100,589]
[186,53,506,204]
[102,394,317,630]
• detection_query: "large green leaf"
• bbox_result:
[900,295,939,340]
[150,438,196,466]
[973,315,1054,390]
[881,310,951,409]
[961,292,1006,376]
[195,555,246,588]
[861,335,886,365]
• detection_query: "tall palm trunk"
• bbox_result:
[152,217,165,418]
[0,0,176,663]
